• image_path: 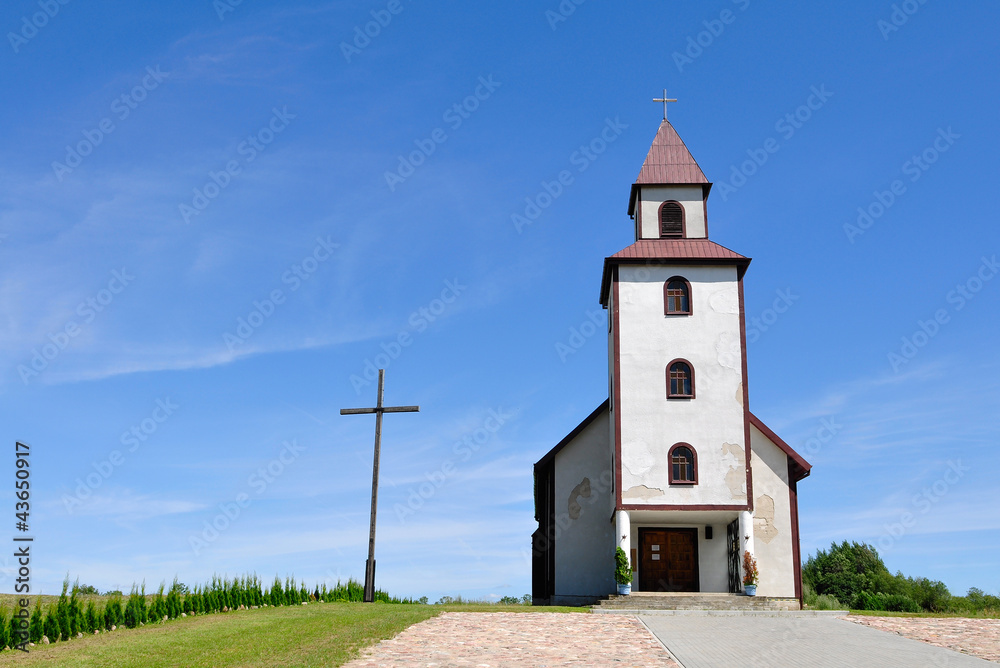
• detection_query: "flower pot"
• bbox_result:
[744,584,757,596]
[617,583,631,595]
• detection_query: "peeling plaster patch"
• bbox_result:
[623,440,654,476]
[716,332,741,371]
[754,494,778,544]
[725,465,747,502]
[568,478,591,520]
[736,383,743,406]
[623,484,664,501]
[709,288,739,314]
[722,442,745,464]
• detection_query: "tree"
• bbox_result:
[802,541,894,605]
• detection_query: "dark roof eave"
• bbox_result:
[599,255,752,306]
[627,182,714,217]
[749,412,812,482]
[534,399,610,469]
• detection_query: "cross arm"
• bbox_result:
[341,408,378,415]
[381,406,419,413]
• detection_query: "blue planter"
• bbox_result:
[617,583,631,595]
[744,584,757,596]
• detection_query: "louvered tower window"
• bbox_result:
[659,202,684,238]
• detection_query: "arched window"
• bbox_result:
[667,359,694,398]
[664,277,692,315]
[659,201,685,238]
[669,443,697,484]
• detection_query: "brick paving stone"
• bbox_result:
[343,612,680,667]
[846,615,1000,663]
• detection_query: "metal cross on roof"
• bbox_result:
[341,369,419,602]
[653,89,678,120]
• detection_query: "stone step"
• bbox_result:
[592,594,799,611]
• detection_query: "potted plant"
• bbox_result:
[742,550,759,596]
[615,547,632,595]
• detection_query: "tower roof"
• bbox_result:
[628,120,711,216]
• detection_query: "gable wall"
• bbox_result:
[749,423,796,597]
[553,408,615,600]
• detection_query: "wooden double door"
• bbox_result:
[638,528,699,592]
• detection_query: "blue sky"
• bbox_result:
[1,0,998,601]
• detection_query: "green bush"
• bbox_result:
[0,607,9,652]
[103,596,123,630]
[29,602,43,643]
[123,585,147,628]
[614,547,632,586]
[43,606,59,641]
[56,580,71,641]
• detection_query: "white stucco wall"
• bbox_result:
[749,424,796,597]
[617,265,747,507]
[553,409,615,600]
[638,186,707,239]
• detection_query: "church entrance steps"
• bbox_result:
[591,592,803,612]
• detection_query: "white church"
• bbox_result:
[532,113,811,607]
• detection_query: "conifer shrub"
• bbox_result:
[123,585,147,628]
[29,602,43,643]
[103,596,123,630]
[43,606,59,641]
[69,583,84,636]
[56,580,71,641]
[0,607,9,652]
[167,579,182,618]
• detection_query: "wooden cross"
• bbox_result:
[654,89,677,120]
[341,369,419,602]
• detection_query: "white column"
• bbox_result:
[739,510,754,588]
[615,510,631,558]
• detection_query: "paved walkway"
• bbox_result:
[343,612,679,667]
[848,615,1000,663]
[640,615,997,667]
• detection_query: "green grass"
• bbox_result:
[0,602,586,667]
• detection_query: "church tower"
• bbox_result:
[533,108,810,607]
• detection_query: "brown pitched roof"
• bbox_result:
[600,240,751,305]
[635,120,710,185]
[628,120,711,215]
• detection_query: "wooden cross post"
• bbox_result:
[653,89,678,120]
[341,369,419,602]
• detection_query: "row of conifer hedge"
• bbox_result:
[0,574,414,651]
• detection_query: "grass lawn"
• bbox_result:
[0,602,585,667]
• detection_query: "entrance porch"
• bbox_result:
[616,509,754,594]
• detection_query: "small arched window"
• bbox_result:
[667,359,694,399]
[659,201,685,238]
[669,443,697,484]
[664,277,692,315]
